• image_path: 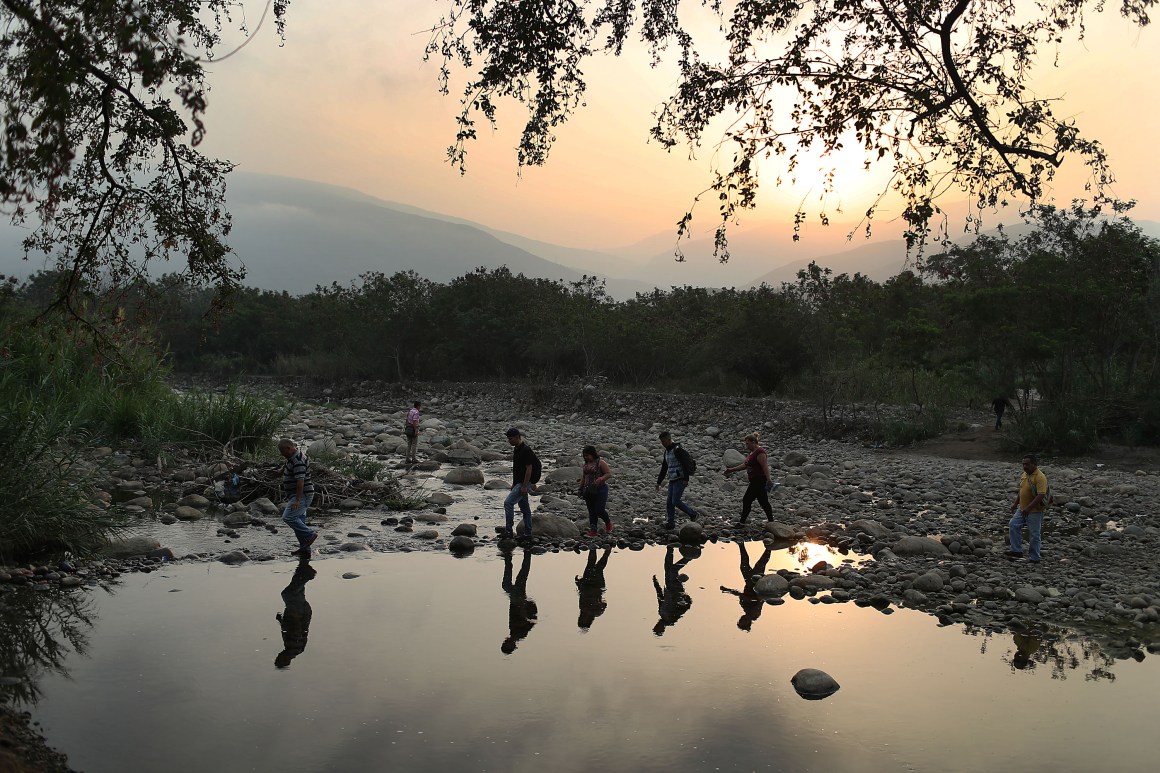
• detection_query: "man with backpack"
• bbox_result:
[503,427,540,539]
[1008,453,1050,562]
[656,431,699,529]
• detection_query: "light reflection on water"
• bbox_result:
[10,541,1160,773]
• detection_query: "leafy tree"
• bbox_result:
[426,0,1149,252]
[0,0,289,317]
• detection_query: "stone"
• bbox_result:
[451,523,478,537]
[338,542,371,552]
[413,529,439,540]
[912,571,945,593]
[222,512,252,527]
[174,506,204,521]
[177,493,211,508]
[1013,587,1044,604]
[100,536,161,558]
[251,497,279,514]
[307,438,339,457]
[218,551,249,565]
[763,522,797,540]
[444,467,485,485]
[517,513,581,539]
[545,466,583,484]
[850,519,893,539]
[754,574,790,597]
[892,536,951,557]
[783,451,808,467]
[722,449,745,467]
[791,669,840,699]
[449,535,476,553]
[678,521,704,544]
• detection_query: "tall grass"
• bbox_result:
[0,320,290,559]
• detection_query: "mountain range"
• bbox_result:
[1,173,1156,298]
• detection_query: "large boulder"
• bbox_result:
[545,466,583,485]
[451,523,478,537]
[850,519,893,539]
[177,493,211,508]
[791,668,840,700]
[763,522,798,540]
[307,438,339,457]
[678,521,705,544]
[173,505,205,521]
[892,536,951,557]
[723,449,745,467]
[911,571,945,593]
[517,513,580,539]
[448,535,475,554]
[445,467,485,485]
[754,573,790,597]
[783,451,808,467]
[100,536,161,558]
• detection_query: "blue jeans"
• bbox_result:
[504,484,533,535]
[282,493,315,546]
[665,479,697,526]
[1009,509,1044,561]
[584,484,611,530]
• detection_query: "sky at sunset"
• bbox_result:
[198,1,1160,252]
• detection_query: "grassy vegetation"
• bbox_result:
[0,320,292,560]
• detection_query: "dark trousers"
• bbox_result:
[584,484,611,529]
[740,480,772,522]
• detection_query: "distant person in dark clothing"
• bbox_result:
[579,445,613,536]
[992,396,1014,429]
[275,559,317,668]
[503,427,538,539]
[576,545,612,630]
[279,438,316,557]
[723,433,774,525]
[501,549,538,654]
[652,545,698,636]
[655,431,698,529]
[720,541,775,632]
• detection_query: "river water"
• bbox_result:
[4,541,1158,772]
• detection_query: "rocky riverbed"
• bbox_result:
[5,380,1160,657]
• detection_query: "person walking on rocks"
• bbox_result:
[279,439,317,557]
[579,445,613,536]
[404,400,422,463]
[723,432,774,525]
[656,431,698,529]
[1008,453,1049,562]
[503,427,538,539]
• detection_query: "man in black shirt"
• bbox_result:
[503,427,536,538]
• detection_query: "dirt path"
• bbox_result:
[901,424,1160,473]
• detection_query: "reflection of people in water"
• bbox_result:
[720,541,774,632]
[275,559,317,668]
[1012,632,1042,670]
[652,545,698,636]
[576,546,612,630]
[501,549,538,654]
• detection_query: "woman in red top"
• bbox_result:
[578,445,613,537]
[723,433,773,526]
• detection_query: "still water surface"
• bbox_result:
[14,541,1160,772]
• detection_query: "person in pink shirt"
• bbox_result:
[404,401,422,463]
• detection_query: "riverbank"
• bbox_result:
[4,380,1160,771]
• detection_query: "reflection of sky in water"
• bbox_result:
[23,542,1160,773]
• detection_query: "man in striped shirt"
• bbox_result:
[279,439,317,557]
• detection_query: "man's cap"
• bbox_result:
[505,427,522,438]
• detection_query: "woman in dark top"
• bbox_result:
[723,432,773,525]
[578,445,613,536]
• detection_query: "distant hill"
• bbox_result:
[1,174,1157,298]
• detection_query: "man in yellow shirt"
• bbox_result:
[1008,454,1049,562]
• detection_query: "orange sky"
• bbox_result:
[199,1,1160,250]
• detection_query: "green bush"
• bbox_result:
[879,407,949,447]
[1002,406,1099,456]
